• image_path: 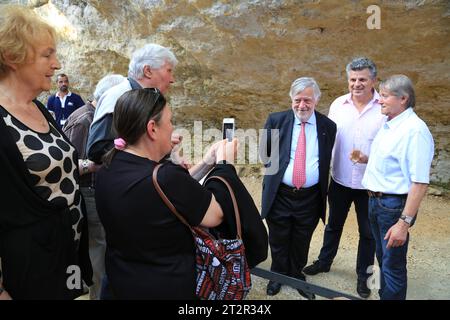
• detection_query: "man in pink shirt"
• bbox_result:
[303,57,385,298]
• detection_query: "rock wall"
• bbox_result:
[9,0,450,184]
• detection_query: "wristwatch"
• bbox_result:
[81,159,90,174]
[0,286,4,296]
[399,214,413,225]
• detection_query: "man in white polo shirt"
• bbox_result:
[361,74,434,300]
[303,57,385,298]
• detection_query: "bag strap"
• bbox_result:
[204,175,242,239]
[152,164,192,230]
[152,163,243,239]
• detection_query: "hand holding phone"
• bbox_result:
[216,138,238,164]
[222,118,235,142]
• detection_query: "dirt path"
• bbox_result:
[241,177,450,300]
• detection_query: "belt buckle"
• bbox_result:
[368,191,380,198]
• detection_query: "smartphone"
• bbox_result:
[222,118,235,142]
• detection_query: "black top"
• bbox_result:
[95,152,212,299]
[204,165,268,269]
[0,100,92,300]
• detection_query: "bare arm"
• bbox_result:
[189,161,215,181]
[385,182,428,249]
[402,182,428,219]
[188,140,229,181]
[199,194,224,228]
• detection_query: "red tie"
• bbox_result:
[293,122,306,189]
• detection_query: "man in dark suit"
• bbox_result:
[260,77,336,299]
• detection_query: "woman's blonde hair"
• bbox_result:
[0,5,57,77]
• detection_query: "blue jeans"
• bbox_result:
[368,195,409,300]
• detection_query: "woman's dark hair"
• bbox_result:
[102,88,166,166]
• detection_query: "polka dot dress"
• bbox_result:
[1,106,83,243]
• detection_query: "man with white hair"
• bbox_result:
[63,73,126,300]
[86,44,181,300]
[260,77,336,299]
[86,44,219,299]
[87,44,177,163]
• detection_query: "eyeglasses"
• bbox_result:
[144,87,163,123]
[145,87,161,103]
[145,87,161,95]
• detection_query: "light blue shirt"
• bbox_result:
[282,112,319,188]
[362,108,434,194]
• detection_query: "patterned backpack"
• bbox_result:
[152,164,251,300]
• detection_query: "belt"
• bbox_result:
[279,183,319,195]
[367,190,407,199]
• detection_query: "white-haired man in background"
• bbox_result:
[87,44,177,164]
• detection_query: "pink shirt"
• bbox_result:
[328,91,385,189]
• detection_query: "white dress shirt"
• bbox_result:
[56,91,73,110]
[282,112,319,188]
[362,108,434,194]
[328,91,385,189]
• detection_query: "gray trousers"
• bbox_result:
[81,187,106,300]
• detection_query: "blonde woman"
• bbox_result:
[0,5,92,299]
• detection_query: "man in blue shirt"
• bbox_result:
[361,74,434,300]
[47,73,85,129]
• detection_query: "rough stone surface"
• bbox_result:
[8,0,450,183]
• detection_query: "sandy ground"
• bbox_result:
[78,176,450,301]
[241,176,450,300]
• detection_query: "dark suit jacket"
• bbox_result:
[260,110,336,223]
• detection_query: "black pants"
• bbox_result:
[318,179,375,280]
[266,184,321,279]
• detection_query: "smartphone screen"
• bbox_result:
[222,119,235,142]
